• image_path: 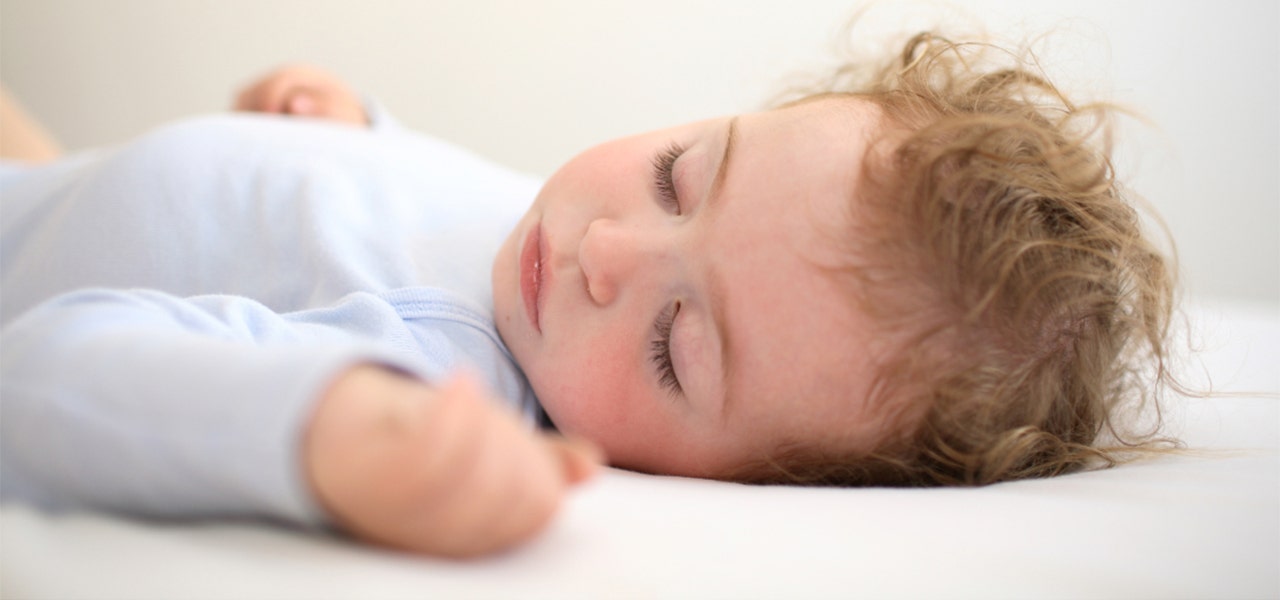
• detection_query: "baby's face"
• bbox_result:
[493,97,889,477]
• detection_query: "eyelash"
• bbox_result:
[648,142,685,397]
[650,301,683,397]
[651,142,684,214]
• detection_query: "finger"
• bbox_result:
[419,393,554,556]
[242,70,302,114]
[472,429,567,554]
[547,436,604,485]
[234,75,277,112]
[234,82,269,112]
[233,71,273,111]
[401,372,579,557]
[444,373,603,487]
[256,77,296,114]
[233,86,253,111]
[234,80,276,112]
[285,90,319,116]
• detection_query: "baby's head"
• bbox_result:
[492,32,1174,485]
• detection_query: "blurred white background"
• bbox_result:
[2,0,1276,305]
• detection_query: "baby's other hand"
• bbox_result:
[233,64,369,127]
[304,365,602,558]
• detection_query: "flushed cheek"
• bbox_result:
[534,345,689,467]
[532,330,729,474]
[551,141,655,208]
[537,337,639,436]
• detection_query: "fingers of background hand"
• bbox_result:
[233,64,367,125]
[233,67,296,113]
[285,90,318,116]
[234,65,328,113]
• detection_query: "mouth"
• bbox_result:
[519,221,547,333]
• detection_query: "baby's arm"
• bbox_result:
[0,289,598,557]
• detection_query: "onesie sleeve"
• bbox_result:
[0,288,434,528]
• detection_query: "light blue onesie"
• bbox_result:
[0,109,544,526]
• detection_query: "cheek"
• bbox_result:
[530,323,693,468]
[544,137,660,213]
[535,328,642,435]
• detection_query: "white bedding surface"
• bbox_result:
[3,299,1277,600]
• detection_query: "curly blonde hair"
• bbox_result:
[743,31,1179,486]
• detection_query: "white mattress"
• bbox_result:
[3,299,1277,599]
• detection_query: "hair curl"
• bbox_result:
[741,31,1180,486]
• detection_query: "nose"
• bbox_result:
[577,218,669,306]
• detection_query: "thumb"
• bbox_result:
[548,436,605,485]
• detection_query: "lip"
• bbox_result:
[519,221,547,333]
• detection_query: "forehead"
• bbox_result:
[712,97,888,453]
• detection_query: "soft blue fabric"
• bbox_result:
[0,112,543,526]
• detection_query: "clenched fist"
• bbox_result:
[304,365,602,558]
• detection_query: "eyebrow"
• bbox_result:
[706,117,738,420]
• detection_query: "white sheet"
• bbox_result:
[3,299,1277,599]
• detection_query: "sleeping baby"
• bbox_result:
[0,32,1176,557]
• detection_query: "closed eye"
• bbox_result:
[651,301,683,397]
[651,142,684,214]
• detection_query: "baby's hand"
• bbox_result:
[233,64,369,127]
[304,365,601,558]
